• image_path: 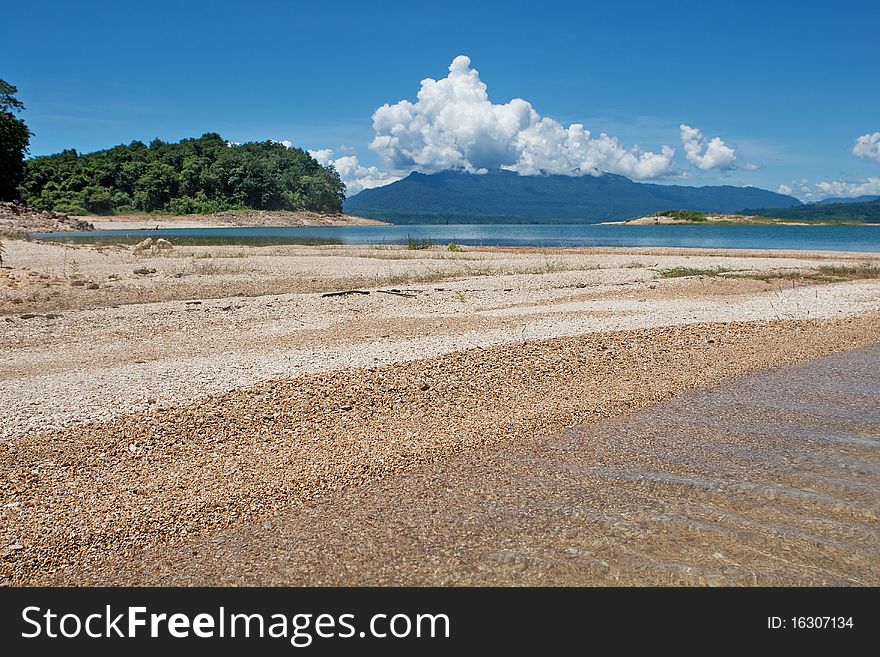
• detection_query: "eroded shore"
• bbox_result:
[86,210,387,230]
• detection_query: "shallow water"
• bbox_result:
[116,343,880,586]
[33,222,880,251]
[531,343,880,584]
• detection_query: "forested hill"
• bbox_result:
[343,169,801,224]
[19,133,345,215]
[815,195,879,205]
[743,198,880,223]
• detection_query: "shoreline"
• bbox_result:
[27,221,880,257]
[602,219,880,226]
[86,210,389,230]
[606,211,880,226]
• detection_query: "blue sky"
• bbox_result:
[3,0,878,199]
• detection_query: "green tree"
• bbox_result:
[20,133,346,214]
[133,161,177,211]
[0,80,31,201]
[81,185,115,214]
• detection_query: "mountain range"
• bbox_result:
[815,195,879,205]
[744,197,880,223]
[343,169,801,224]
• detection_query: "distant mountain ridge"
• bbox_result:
[815,195,879,205]
[744,197,880,223]
[343,169,801,224]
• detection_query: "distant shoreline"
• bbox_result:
[86,209,389,231]
[604,213,880,227]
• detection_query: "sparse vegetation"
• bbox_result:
[814,264,880,280]
[406,237,433,250]
[655,210,708,222]
[634,210,846,225]
[536,257,566,273]
[648,202,880,226]
[660,263,880,284]
[728,264,880,283]
[447,242,463,252]
[191,260,242,276]
[660,266,734,278]
[734,270,804,283]
[192,250,249,259]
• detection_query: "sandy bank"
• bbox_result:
[87,209,387,230]
[3,239,879,316]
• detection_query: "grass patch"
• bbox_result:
[654,210,709,222]
[661,263,880,284]
[447,242,464,252]
[192,250,249,259]
[659,266,734,278]
[814,264,880,280]
[191,261,223,275]
[733,270,805,283]
[406,237,433,250]
[740,264,880,283]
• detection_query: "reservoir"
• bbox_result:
[33,223,880,251]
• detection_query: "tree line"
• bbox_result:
[0,80,346,214]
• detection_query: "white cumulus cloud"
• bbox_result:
[307,148,334,162]
[780,177,880,201]
[852,132,880,162]
[679,124,737,171]
[812,178,880,199]
[309,149,400,196]
[368,55,676,180]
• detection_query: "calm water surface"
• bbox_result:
[33,223,880,251]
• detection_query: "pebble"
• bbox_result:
[2,314,879,586]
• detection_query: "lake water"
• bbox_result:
[32,223,880,251]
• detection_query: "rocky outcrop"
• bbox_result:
[132,237,174,255]
[0,202,95,238]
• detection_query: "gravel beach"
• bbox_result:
[2,239,879,585]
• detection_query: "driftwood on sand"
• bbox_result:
[377,289,418,298]
[321,290,371,298]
